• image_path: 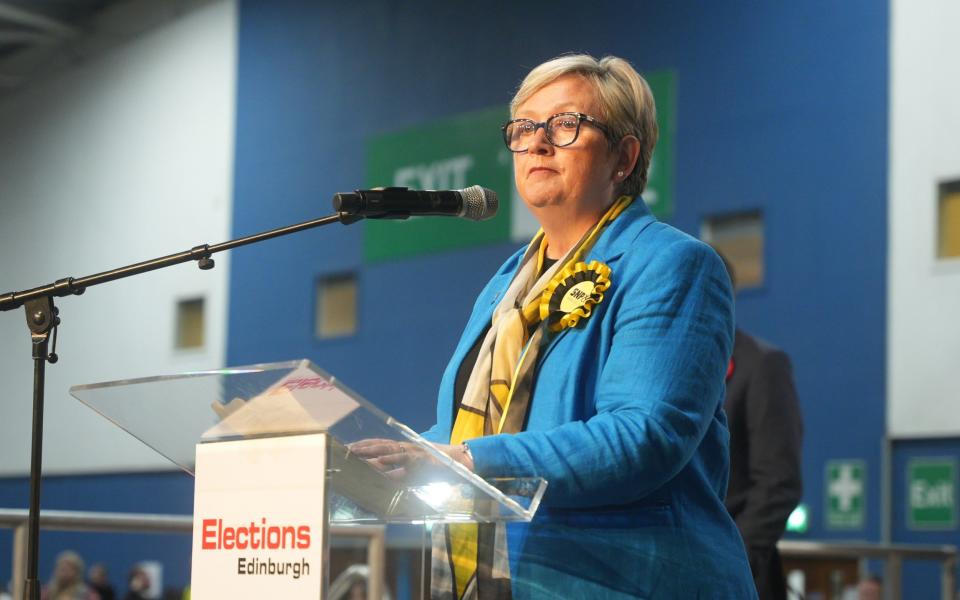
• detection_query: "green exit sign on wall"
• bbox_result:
[908,458,957,531]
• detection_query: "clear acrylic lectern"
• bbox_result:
[70,360,546,597]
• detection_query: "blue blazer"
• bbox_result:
[423,201,757,599]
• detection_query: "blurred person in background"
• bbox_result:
[122,566,150,600]
[856,574,881,600]
[87,564,115,600]
[42,550,100,600]
[347,580,366,600]
[719,254,804,600]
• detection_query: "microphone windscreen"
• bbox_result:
[461,185,498,221]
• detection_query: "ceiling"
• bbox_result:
[0,0,128,91]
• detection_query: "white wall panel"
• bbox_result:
[0,0,236,473]
[888,0,960,436]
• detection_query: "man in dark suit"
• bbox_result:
[718,253,804,600]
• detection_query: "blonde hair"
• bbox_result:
[48,550,86,594]
[511,54,659,196]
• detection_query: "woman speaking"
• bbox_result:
[363,54,756,599]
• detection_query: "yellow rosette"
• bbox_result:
[539,260,612,332]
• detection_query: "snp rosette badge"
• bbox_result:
[539,260,612,332]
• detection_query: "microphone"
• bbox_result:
[332,186,498,221]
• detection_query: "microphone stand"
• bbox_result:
[0,210,362,600]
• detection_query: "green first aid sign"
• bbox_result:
[826,460,865,529]
[908,458,957,530]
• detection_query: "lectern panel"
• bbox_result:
[70,359,546,525]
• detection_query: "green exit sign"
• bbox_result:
[908,458,957,531]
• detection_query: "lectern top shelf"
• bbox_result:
[70,359,546,525]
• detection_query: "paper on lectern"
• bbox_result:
[201,364,359,440]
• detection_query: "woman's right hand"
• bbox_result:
[347,438,473,479]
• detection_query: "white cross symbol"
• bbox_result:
[830,464,863,512]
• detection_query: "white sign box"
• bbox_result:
[191,433,328,598]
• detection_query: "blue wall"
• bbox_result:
[229,0,889,543]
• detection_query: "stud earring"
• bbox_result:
[617,170,624,178]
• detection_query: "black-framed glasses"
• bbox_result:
[501,112,611,152]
